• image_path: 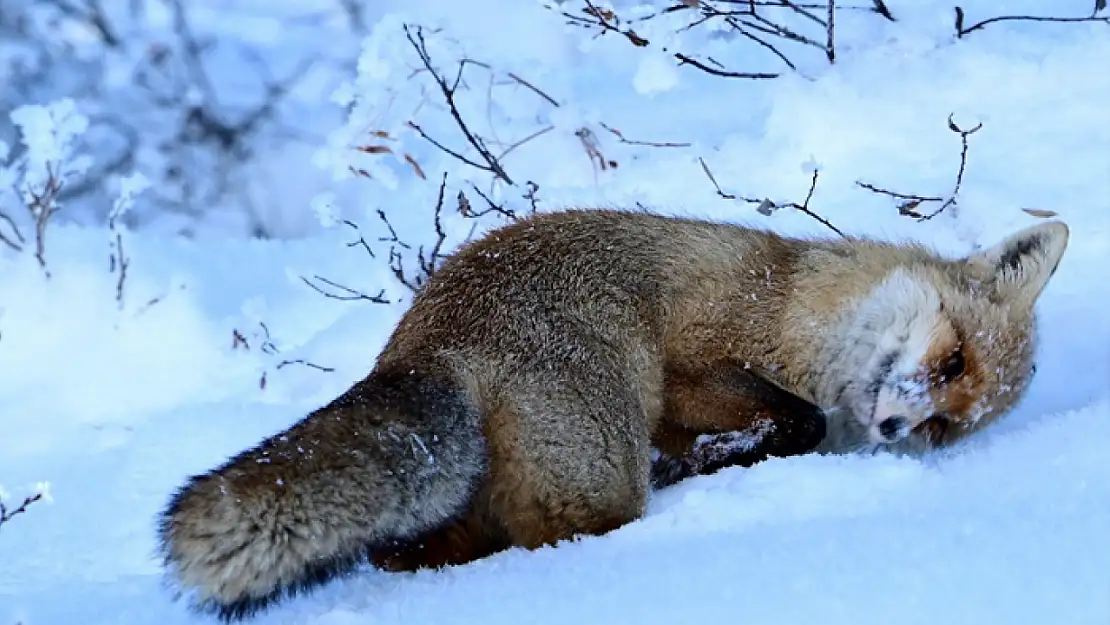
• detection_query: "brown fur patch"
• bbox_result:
[922,315,988,428]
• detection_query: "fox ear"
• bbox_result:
[964,221,1069,307]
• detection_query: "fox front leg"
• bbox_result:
[651,362,827,489]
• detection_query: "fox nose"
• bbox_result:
[878,416,910,441]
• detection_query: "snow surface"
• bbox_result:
[2,0,1109,623]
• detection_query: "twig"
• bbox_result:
[563,1,780,79]
[0,211,25,252]
[674,53,780,79]
[954,6,1110,38]
[340,219,375,258]
[403,24,515,185]
[111,230,129,307]
[380,173,452,293]
[232,322,337,390]
[826,0,836,63]
[506,72,561,107]
[732,26,798,71]
[599,122,691,148]
[24,162,66,278]
[698,157,844,236]
[375,209,410,249]
[417,173,450,279]
[856,114,982,221]
[522,181,541,214]
[872,0,896,21]
[276,359,335,372]
[461,183,519,221]
[0,492,43,530]
[300,275,391,303]
[497,125,556,162]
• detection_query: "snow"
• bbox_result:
[2,0,1109,624]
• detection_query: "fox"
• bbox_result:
[156,208,1068,620]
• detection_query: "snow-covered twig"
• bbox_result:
[108,172,151,308]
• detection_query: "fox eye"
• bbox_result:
[938,349,966,382]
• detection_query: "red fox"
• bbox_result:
[157,209,1068,620]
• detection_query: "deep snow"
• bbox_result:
[2,0,1109,624]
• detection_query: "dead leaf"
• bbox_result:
[357,145,393,154]
[897,199,924,218]
[1022,208,1059,218]
[457,191,472,216]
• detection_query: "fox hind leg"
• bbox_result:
[485,368,653,550]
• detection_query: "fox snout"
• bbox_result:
[875,415,911,443]
[865,376,938,445]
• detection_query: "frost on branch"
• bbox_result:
[0,98,92,276]
[108,172,153,307]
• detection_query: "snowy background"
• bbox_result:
[1,0,1109,623]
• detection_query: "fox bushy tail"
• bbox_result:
[156,368,488,621]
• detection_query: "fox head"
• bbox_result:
[819,221,1069,455]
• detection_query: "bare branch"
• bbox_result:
[460,183,519,221]
[599,122,692,148]
[417,173,450,279]
[559,1,781,79]
[403,24,515,185]
[375,174,455,293]
[22,162,67,278]
[698,157,845,236]
[375,209,410,250]
[340,219,375,258]
[497,125,556,163]
[872,0,896,21]
[954,6,1110,38]
[856,114,982,221]
[299,275,391,303]
[110,230,129,307]
[675,51,780,78]
[0,211,25,253]
[506,72,561,107]
[0,492,44,531]
[826,0,836,63]
[233,322,337,391]
[276,359,336,372]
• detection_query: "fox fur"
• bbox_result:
[157,208,1068,620]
